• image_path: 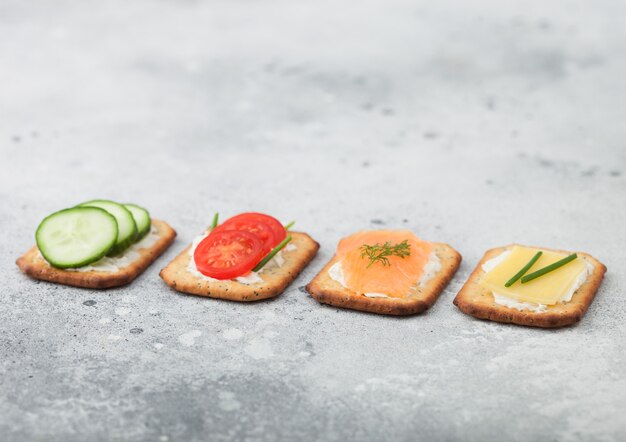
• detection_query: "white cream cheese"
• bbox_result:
[419,252,441,286]
[186,231,293,285]
[492,293,548,313]
[68,251,140,273]
[482,250,594,312]
[363,292,391,298]
[233,272,264,284]
[328,261,346,286]
[136,228,161,249]
[64,226,160,273]
[328,252,441,298]
[481,250,512,273]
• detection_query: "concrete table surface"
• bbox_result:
[1,1,625,441]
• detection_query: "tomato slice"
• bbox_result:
[218,212,286,251]
[214,217,276,254]
[193,230,264,280]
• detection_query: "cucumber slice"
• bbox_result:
[124,203,151,241]
[78,200,137,255]
[36,207,118,269]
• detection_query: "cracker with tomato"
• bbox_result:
[159,213,319,301]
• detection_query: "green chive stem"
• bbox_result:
[504,251,542,287]
[252,235,292,272]
[211,213,219,229]
[521,253,578,284]
[284,221,295,230]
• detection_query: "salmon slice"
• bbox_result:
[336,230,432,297]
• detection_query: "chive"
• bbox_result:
[252,235,292,272]
[210,213,219,229]
[284,221,295,230]
[504,251,542,287]
[521,253,578,284]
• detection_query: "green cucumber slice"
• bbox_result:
[124,203,151,241]
[36,207,118,269]
[78,200,137,255]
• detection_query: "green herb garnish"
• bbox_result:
[360,240,411,269]
[211,213,219,229]
[252,235,292,272]
[504,251,542,287]
[521,253,578,284]
[284,221,295,230]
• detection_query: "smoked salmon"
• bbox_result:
[336,230,432,297]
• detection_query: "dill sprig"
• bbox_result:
[360,240,411,268]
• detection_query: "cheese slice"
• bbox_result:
[480,246,587,305]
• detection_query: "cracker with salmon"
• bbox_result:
[307,230,461,315]
[17,219,176,289]
[160,231,319,302]
[453,245,607,328]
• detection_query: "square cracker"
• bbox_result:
[159,231,320,302]
[306,243,462,316]
[453,244,607,328]
[16,219,176,289]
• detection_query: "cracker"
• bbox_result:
[159,231,319,302]
[306,243,461,315]
[16,219,176,289]
[453,244,607,328]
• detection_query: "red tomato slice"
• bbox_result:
[218,212,286,251]
[193,230,264,280]
[214,218,275,254]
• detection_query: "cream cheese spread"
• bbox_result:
[419,252,441,286]
[328,261,346,286]
[492,293,548,313]
[363,292,391,298]
[63,226,160,273]
[481,250,594,312]
[328,251,441,298]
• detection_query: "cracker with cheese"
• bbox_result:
[453,244,606,328]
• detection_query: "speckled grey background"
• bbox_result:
[1,1,625,441]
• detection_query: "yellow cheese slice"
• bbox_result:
[480,246,587,305]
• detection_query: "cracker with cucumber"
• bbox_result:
[16,200,176,289]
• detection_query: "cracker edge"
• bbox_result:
[306,243,462,316]
[452,244,607,328]
[15,219,177,289]
[159,231,320,302]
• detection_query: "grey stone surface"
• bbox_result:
[1,1,625,441]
